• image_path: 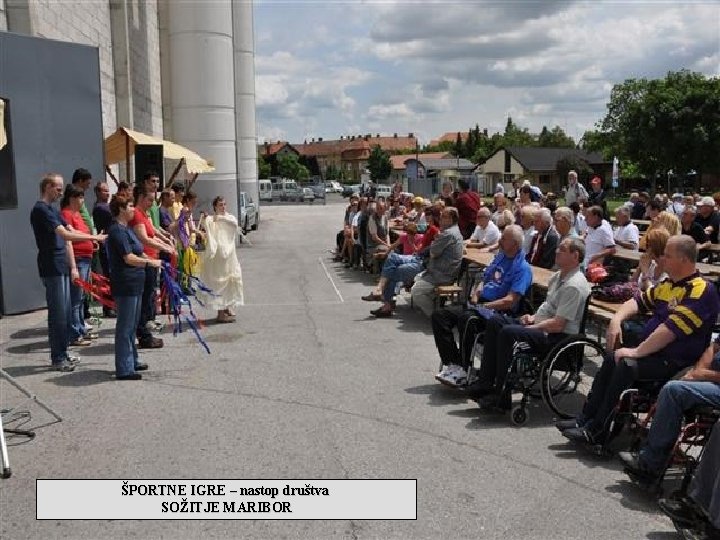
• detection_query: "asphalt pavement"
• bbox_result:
[0,195,676,539]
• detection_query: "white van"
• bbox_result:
[259,179,273,201]
[375,184,392,198]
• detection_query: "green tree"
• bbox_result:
[454,132,464,158]
[367,145,392,182]
[538,125,575,148]
[277,153,309,180]
[598,70,720,180]
[502,117,537,147]
[556,155,594,185]
[257,153,271,178]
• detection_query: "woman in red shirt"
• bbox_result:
[61,185,97,346]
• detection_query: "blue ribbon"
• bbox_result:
[160,262,213,354]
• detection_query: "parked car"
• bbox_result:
[239,191,258,233]
[272,178,301,201]
[302,187,315,203]
[325,181,342,193]
[309,184,326,199]
[342,184,361,198]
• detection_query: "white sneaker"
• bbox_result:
[435,363,453,378]
[437,365,468,387]
[435,364,459,384]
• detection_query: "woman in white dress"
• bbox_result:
[198,196,244,323]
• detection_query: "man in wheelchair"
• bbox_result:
[657,416,720,539]
[561,236,720,446]
[618,339,720,482]
[466,237,591,410]
[432,225,533,387]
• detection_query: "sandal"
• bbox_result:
[361,292,383,302]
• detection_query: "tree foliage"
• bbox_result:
[277,153,309,180]
[556,155,594,185]
[597,70,720,177]
[538,125,575,148]
[257,153,271,178]
[367,145,392,182]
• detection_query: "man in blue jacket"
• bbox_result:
[433,225,532,387]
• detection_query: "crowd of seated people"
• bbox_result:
[332,175,720,535]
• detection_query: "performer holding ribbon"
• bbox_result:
[197,196,244,323]
[107,196,162,381]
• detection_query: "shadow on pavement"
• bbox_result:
[2,364,52,378]
[9,328,48,339]
[75,343,115,356]
[405,383,469,407]
[607,479,668,514]
[49,369,115,386]
[547,442,622,469]
[6,341,48,355]
[645,532,678,540]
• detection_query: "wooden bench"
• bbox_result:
[434,284,463,309]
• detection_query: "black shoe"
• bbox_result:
[563,426,597,445]
[370,307,392,318]
[362,292,383,302]
[618,451,661,482]
[103,309,117,318]
[460,380,494,400]
[556,418,583,432]
[478,392,512,412]
[659,496,704,526]
[116,373,142,381]
[134,363,149,371]
[138,338,164,349]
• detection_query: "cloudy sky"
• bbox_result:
[253,1,720,146]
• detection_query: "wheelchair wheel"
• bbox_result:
[510,405,528,426]
[541,336,604,419]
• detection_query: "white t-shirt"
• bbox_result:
[522,227,537,254]
[574,214,587,236]
[584,220,616,266]
[469,220,500,246]
[351,213,361,245]
[614,222,640,249]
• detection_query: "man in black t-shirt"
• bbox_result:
[681,205,711,260]
[30,174,106,371]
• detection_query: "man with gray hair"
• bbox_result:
[407,207,464,317]
[467,207,500,250]
[433,225,533,387]
[519,205,537,254]
[613,206,640,250]
[465,237,591,406]
[564,170,588,205]
[526,207,559,268]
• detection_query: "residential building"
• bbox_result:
[477,146,610,194]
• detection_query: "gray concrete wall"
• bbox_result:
[128,0,162,135]
[0,32,104,314]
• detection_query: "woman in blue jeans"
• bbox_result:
[60,185,97,347]
[107,196,162,380]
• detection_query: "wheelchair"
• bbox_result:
[493,295,605,426]
[621,401,719,495]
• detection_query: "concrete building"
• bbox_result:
[0,0,258,215]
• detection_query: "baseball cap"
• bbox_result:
[698,196,715,207]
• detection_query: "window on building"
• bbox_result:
[504,151,511,174]
[0,97,18,210]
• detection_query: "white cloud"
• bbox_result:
[254,1,720,144]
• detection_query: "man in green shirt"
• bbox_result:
[141,171,162,230]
